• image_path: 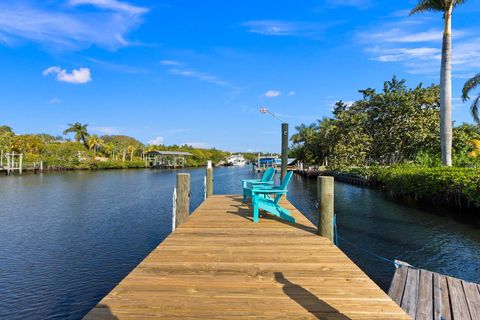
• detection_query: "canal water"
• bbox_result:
[1,167,479,319]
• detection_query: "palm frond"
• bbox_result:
[462,73,480,101]
[471,96,480,124]
[410,0,445,15]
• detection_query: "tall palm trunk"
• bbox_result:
[440,6,453,166]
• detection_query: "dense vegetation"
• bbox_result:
[337,166,480,209]
[0,124,230,170]
[291,77,480,168]
[291,77,480,211]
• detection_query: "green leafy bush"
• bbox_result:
[338,165,480,208]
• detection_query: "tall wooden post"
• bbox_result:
[206,160,213,197]
[6,153,10,175]
[317,176,334,242]
[175,173,190,229]
[19,154,23,175]
[281,123,288,181]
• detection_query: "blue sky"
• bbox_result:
[1,0,479,152]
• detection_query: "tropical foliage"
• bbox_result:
[337,165,480,209]
[462,73,480,124]
[0,125,231,170]
[290,77,464,167]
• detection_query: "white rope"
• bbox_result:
[172,187,177,231]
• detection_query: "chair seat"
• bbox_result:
[255,195,295,223]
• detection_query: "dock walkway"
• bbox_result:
[84,195,410,319]
[389,263,480,320]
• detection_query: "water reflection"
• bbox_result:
[0,167,479,319]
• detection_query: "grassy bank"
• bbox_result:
[327,166,480,211]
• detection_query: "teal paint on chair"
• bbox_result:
[242,167,275,202]
[251,171,295,223]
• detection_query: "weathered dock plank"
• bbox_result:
[85,195,410,320]
[390,263,480,319]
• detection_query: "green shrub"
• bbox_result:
[336,165,480,208]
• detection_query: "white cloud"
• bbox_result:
[241,20,338,38]
[49,97,61,104]
[91,126,119,135]
[359,16,479,77]
[43,66,92,84]
[182,142,210,149]
[161,61,236,89]
[262,90,281,98]
[0,1,148,51]
[148,136,164,145]
[68,0,148,15]
[169,68,229,87]
[288,91,296,96]
[160,60,180,66]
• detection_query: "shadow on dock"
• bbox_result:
[84,304,118,320]
[275,272,351,320]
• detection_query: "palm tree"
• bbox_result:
[63,122,89,149]
[88,134,104,157]
[127,145,136,161]
[462,73,480,124]
[410,0,469,166]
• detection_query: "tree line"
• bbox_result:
[0,124,230,169]
[290,77,480,168]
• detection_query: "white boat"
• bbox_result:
[226,155,246,166]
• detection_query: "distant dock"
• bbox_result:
[389,261,480,320]
[84,193,409,319]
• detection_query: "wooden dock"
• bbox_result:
[84,195,410,319]
[389,263,480,320]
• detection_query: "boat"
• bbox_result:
[225,154,246,166]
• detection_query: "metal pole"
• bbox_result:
[281,123,288,181]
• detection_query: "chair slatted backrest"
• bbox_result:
[262,167,276,182]
[274,171,293,204]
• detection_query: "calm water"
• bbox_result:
[1,167,479,319]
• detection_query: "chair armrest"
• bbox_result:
[242,179,261,183]
[252,188,288,195]
[250,181,274,185]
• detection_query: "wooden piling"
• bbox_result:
[19,154,23,175]
[175,173,190,228]
[317,176,334,242]
[6,153,10,175]
[206,160,213,197]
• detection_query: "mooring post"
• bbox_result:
[317,176,334,242]
[40,161,43,172]
[19,154,23,175]
[206,160,213,197]
[6,153,10,175]
[175,173,190,229]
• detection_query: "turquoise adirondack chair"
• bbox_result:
[242,167,276,202]
[251,171,295,223]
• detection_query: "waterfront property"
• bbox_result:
[84,193,410,319]
[145,150,192,168]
